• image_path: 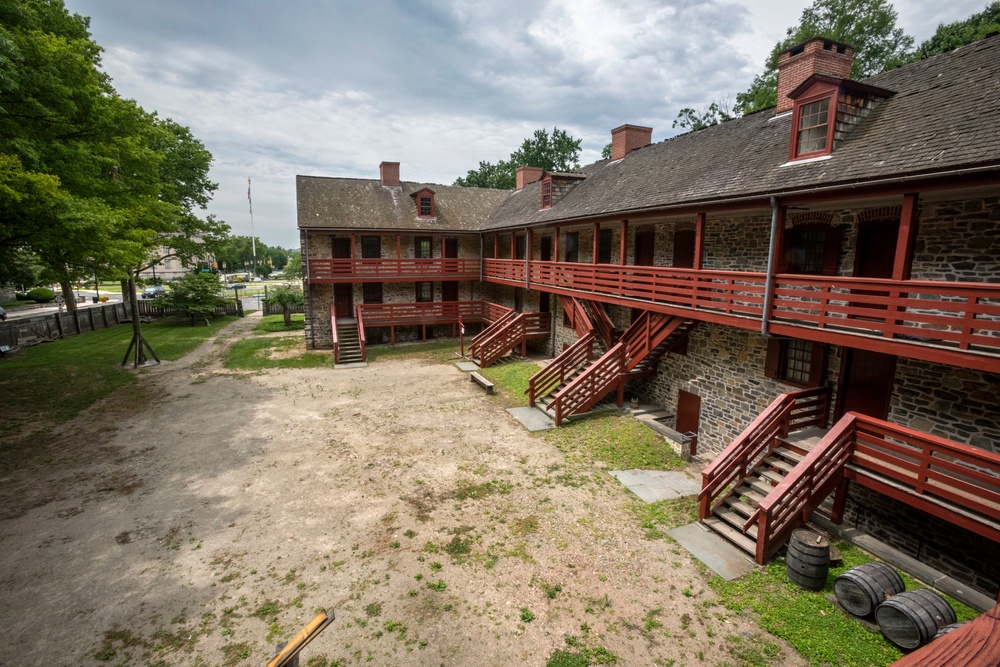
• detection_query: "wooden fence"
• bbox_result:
[0,300,241,349]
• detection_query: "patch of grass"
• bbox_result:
[543,414,686,470]
[724,633,782,667]
[221,642,253,666]
[480,361,538,402]
[443,536,473,559]
[511,515,540,536]
[710,542,979,667]
[250,599,281,623]
[546,643,618,666]
[364,602,382,618]
[427,580,447,592]
[451,478,513,501]
[254,313,305,332]
[223,336,331,369]
[364,340,458,363]
[0,315,236,438]
[520,607,535,622]
[632,496,699,537]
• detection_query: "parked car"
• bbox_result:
[142,285,166,299]
[230,282,246,290]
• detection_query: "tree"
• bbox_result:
[282,252,303,280]
[454,127,583,190]
[263,285,304,326]
[909,2,1000,61]
[672,100,736,133]
[158,272,228,325]
[735,0,914,115]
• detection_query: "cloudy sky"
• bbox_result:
[63,0,987,249]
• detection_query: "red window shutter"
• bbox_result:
[808,342,828,386]
[764,338,782,379]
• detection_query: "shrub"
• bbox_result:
[26,287,55,303]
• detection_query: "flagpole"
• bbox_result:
[248,177,257,278]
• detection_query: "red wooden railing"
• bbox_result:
[309,258,479,282]
[552,342,625,426]
[482,259,1000,369]
[580,299,617,350]
[359,301,507,328]
[330,305,340,364]
[356,304,367,362]
[560,295,593,338]
[698,387,832,522]
[746,412,1000,563]
[468,309,518,358]
[527,333,595,405]
[622,312,685,373]
[470,311,551,368]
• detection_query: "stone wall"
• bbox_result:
[910,197,1000,282]
[889,358,1000,455]
[843,485,1000,597]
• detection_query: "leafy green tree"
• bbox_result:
[909,2,1000,60]
[454,127,583,190]
[263,285,304,326]
[158,272,228,325]
[215,236,290,278]
[672,100,736,133]
[282,252,303,280]
[735,0,914,115]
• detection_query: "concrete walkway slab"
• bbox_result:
[609,469,701,503]
[455,361,478,372]
[668,522,757,581]
[507,407,555,432]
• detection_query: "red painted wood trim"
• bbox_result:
[620,220,629,266]
[890,604,1000,667]
[694,212,705,271]
[893,193,918,282]
[593,222,600,264]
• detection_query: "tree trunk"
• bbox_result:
[59,278,78,313]
[128,273,146,364]
[283,305,292,326]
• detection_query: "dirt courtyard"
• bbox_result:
[0,315,804,666]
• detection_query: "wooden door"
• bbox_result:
[836,348,896,420]
[334,284,353,319]
[676,390,701,455]
[673,229,695,268]
[441,282,458,302]
[444,238,458,259]
[332,237,351,259]
[634,230,655,266]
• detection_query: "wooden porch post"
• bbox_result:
[510,232,516,260]
[620,220,629,265]
[396,234,401,259]
[494,234,498,259]
[893,193,919,281]
[831,476,849,524]
[593,222,600,263]
[554,227,560,261]
[526,228,533,288]
[694,212,705,270]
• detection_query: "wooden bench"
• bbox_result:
[470,371,495,395]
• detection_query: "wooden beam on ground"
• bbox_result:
[266,610,335,667]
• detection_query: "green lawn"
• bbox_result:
[254,313,306,333]
[223,336,331,370]
[0,316,237,437]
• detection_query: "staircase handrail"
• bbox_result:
[478,313,527,368]
[698,386,831,521]
[560,296,594,338]
[469,309,517,356]
[581,299,617,349]
[552,342,625,426]
[331,305,340,364]
[356,304,367,362]
[748,411,855,562]
[527,333,595,404]
[621,312,686,373]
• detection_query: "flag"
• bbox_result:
[247,177,252,215]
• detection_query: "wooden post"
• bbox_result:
[396,234,401,259]
[620,220,629,265]
[593,222,600,263]
[554,227,560,262]
[893,193,919,281]
[510,232,516,260]
[526,228,533,288]
[694,212,705,271]
[493,234,498,259]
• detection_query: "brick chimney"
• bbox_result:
[516,166,544,190]
[379,161,400,186]
[610,124,653,160]
[776,37,854,114]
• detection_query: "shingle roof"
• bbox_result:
[483,34,1000,230]
[297,36,1000,235]
[297,176,509,232]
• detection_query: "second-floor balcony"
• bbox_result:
[308,258,480,283]
[484,258,1000,373]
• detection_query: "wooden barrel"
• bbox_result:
[786,529,830,591]
[875,589,957,650]
[834,562,906,617]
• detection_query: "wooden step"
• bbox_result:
[702,516,756,555]
[747,476,777,497]
[761,455,796,475]
[757,468,786,486]
[734,485,767,506]
[772,447,804,465]
[714,508,758,539]
[722,496,757,518]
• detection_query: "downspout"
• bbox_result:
[761,197,780,337]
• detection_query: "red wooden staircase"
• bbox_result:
[699,387,1000,564]
[530,306,696,425]
[468,310,550,368]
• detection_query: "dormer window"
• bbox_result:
[412,187,436,219]
[791,92,835,160]
[541,177,552,209]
